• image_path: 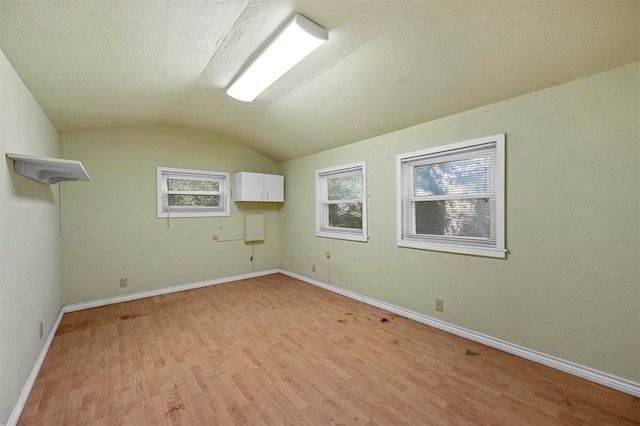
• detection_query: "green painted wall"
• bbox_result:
[61,124,281,305]
[0,48,62,423]
[279,63,639,382]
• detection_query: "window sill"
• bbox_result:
[316,231,368,242]
[397,240,506,258]
[157,211,230,218]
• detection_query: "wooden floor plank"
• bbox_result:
[18,273,639,425]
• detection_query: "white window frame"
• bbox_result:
[157,166,230,218]
[396,134,506,258]
[315,161,368,242]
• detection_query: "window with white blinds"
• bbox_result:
[157,166,230,218]
[397,134,506,258]
[316,161,368,242]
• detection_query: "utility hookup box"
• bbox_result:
[244,214,265,242]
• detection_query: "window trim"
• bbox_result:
[315,161,368,242]
[396,134,506,258]
[156,166,230,218]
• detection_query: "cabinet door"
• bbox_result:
[264,174,284,202]
[237,172,264,201]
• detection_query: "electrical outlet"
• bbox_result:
[39,321,44,339]
[119,278,128,288]
[312,264,316,273]
[435,298,444,312]
[325,250,331,259]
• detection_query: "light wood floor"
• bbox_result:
[19,274,639,425]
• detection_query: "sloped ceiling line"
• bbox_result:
[0,0,637,162]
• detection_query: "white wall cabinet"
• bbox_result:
[234,171,284,202]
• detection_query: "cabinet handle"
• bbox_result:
[260,191,263,200]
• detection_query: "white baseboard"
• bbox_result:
[64,269,280,313]
[6,308,64,426]
[280,269,640,398]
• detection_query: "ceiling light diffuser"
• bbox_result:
[226,14,328,102]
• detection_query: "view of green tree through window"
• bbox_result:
[413,157,491,238]
[167,179,220,207]
[167,179,218,191]
[157,167,230,217]
[316,162,368,242]
[397,134,505,258]
[327,175,363,229]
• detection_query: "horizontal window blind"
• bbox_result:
[398,137,504,254]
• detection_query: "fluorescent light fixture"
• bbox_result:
[226,14,328,102]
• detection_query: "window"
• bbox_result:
[316,162,368,242]
[157,167,230,218]
[397,134,505,258]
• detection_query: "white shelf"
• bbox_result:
[6,153,91,185]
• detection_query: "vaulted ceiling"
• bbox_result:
[0,1,638,162]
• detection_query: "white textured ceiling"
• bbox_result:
[0,0,638,162]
